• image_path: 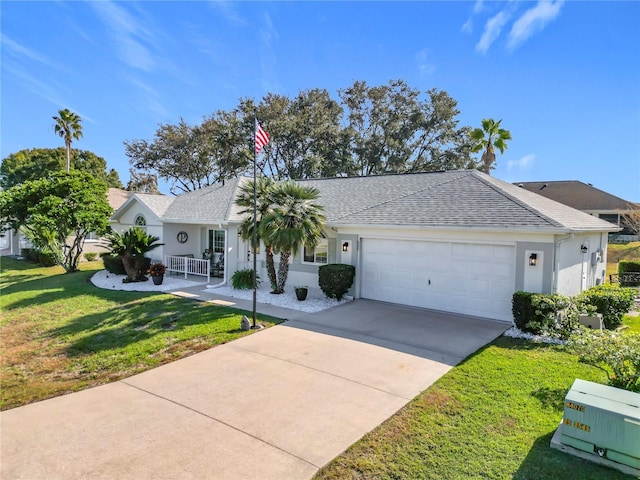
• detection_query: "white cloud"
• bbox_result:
[507,0,564,51]
[461,18,473,34]
[508,154,535,171]
[476,10,510,53]
[1,34,65,71]
[473,0,485,14]
[208,0,246,27]
[90,1,156,72]
[416,49,436,77]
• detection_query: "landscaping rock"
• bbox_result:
[240,315,251,331]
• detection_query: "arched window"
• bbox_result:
[134,214,147,231]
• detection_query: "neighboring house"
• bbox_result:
[514,180,639,238]
[82,188,134,255]
[111,170,619,323]
[1,188,136,258]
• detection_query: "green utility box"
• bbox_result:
[555,379,640,474]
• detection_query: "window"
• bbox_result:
[303,238,328,264]
[134,214,147,231]
[208,230,225,254]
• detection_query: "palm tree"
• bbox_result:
[470,118,512,174]
[259,181,325,293]
[235,177,279,290]
[53,109,83,172]
[105,227,163,282]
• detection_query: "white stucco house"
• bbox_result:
[110,170,619,323]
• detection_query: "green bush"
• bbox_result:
[511,291,580,339]
[577,284,636,329]
[84,252,98,262]
[102,255,126,275]
[36,251,57,267]
[568,329,640,392]
[318,264,355,300]
[619,260,640,286]
[231,269,259,290]
[512,291,536,332]
[529,294,579,340]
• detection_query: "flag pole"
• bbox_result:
[252,111,258,328]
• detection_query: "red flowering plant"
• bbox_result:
[148,263,166,276]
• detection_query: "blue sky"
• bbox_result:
[2,1,639,201]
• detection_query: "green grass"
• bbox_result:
[315,337,631,480]
[0,257,281,410]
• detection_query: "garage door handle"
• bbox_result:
[428,279,431,285]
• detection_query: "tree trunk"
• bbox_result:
[264,245,278,292]
[275,250,291,294]
[122,254,148,282]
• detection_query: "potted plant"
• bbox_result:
[148,262,167,285]
[295,286,308,301]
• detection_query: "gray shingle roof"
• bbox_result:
[127,171,617,233]
[163,177,244,223]
[299,170,617,232]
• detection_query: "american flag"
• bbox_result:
[255,118,270,154]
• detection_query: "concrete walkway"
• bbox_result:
[0,288,508,480]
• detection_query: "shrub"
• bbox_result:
[318,264,355,300]
[36,251,57,267]
[577,284,636,329]
[528,293,579,340]
[568,329,640,392]
[102,255,126,275]
[231,269,259,290]
[84,252,98,262]
[511,291,580,339]
[619,260,640,286]
[512,291,536,332]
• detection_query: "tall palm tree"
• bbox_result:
[259,181,325,293]
[53,108,83,172]
[470,118,511,174]
[235,177,279,290]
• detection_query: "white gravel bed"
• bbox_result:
[91,270,204,292]
[206,284,350,313]
[503,326,567,345]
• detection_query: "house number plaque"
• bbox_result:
[177,231,188,243]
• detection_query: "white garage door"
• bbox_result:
[361,239,515,321]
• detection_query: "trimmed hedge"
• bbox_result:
[512,292,536,332]
[319,264,356,300]
[102,255,126,275]
[513,284,636,336]
[577,284,636,329]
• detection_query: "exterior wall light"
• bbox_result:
[529,253,538,266]
[580,245,588,254]
[342,241,349,252]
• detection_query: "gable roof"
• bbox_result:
[163,177,245,223]
[514,180,637,212]
[113,171,618,233]
[107,188,132,210]
[298,171,617,232]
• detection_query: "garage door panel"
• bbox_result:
[361,238,515,321]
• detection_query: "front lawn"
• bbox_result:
[0,257,281,410]
[316,337,630,480]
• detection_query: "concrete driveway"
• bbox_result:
[0,299,508,480]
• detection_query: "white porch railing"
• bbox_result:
[164,255,210,282]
